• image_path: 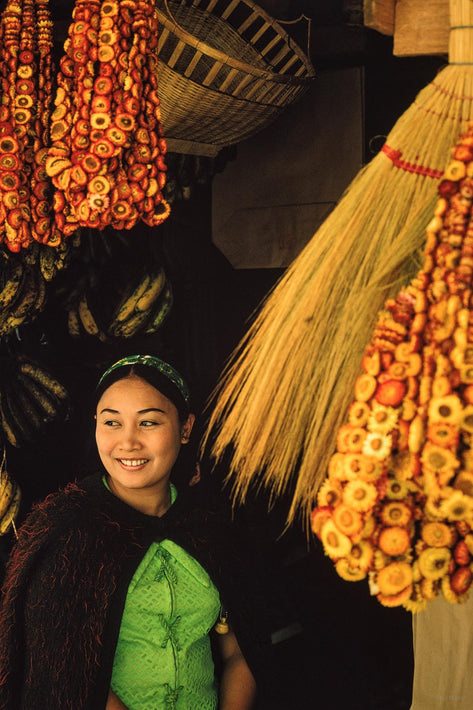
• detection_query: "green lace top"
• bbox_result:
[104,480,221,710]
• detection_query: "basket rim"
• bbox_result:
[156,0,315,85]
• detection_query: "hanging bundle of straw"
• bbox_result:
[203,0,473,528]
[312,118,473,611]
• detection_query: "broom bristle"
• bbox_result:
[203,6,473,529]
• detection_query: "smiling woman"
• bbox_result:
[0,355,267,710]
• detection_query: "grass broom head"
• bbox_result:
[202,0,473,530]
[313,118,473,612]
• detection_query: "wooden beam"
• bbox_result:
[393,0,449,56]
[363,0,395,36]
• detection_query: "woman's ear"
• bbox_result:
[181,413,195,444]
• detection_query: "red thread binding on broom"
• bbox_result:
[382,144,444,179]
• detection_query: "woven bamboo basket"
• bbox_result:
[156,0,315,156]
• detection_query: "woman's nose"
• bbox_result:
[117,426,141,450]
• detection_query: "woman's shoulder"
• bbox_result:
[16,474,105,544]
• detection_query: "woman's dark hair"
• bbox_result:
[94,363,191,423]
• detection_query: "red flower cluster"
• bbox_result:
[312,121,473,611]
[0,0,58,251]
[45,0,170,234]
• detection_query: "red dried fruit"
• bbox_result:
[375,380,407,407]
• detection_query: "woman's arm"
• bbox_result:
[218,630,257,710]
[106,689,129,710]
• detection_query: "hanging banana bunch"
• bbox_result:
[46,0,170,235]
[0,0,59,251]
[0,260,47,337]
[0,356,70,447]
[312,121,473,612]
[66,266,173,340]
[0,464,21,536]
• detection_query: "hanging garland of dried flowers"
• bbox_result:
[45,0,170,235]
[312,120,473,612]
[0,0,59,251]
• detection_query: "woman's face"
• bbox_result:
[95,375,194,504]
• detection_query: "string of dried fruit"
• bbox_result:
[46,0,170,234]
[0,0,58,251]
[312,120,473,612]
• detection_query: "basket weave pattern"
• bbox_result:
[156,0,315,155]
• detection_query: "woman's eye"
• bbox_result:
[140,420,158,427]
[103,419,120,427]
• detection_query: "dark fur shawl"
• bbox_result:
[0,475,271,709]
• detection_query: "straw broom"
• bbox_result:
[203,0,473,529]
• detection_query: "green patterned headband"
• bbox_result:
[97,355,190,404]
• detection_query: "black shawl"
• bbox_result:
[0,474,272,709]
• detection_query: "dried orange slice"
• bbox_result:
[100,17,114,31]
[6,207,23,229]
[55,169,72,192]
[97,45,115,63]
[101,0,119,15]
[73,134,90,150]
[46,156,72,178]
[111,200,132,219]
[116,113,135,131]
[33,181,49,200]
[94,76,113,95]
[90,112,111,130]
[82,154,101,173]
[51,120,69,141]
[0,172,20,190]
[123,96,140,115]
[51,104,68,122]
[15,79,34,95]
[128,163,147,182]
[76,119,91,136]
[91,96,111,113]
[70,164,88,186]
[92,138,115,158]
[77,199,90,222]
[106,126,127,146]
[88,175,111,195]
[17,65,33,79]
[99,29,117,45]
[0,153,19,171]
[2,191,19,210]
[0,135,19,154]
[13,109,31,125]
[115,180,131,199]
